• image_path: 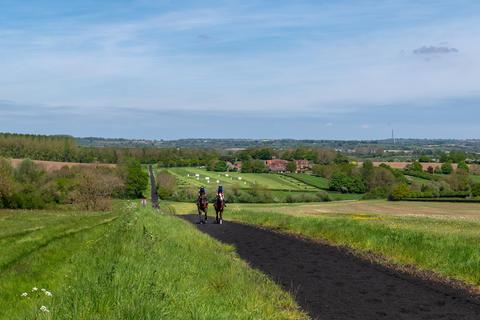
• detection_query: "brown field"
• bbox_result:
[8,158,116,171]
[221,200,480,221]
[358,161,461,171]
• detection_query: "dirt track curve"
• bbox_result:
[182,215,480,320]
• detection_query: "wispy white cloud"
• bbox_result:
[0,0,480,138]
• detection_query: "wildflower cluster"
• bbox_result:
[20,286,54,314]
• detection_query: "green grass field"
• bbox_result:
[284,173,330,190]
[172,200,480,288]
[470,174,480,183]
[167,167,318,191]
[0,204,306,319]
[163,167,361,202]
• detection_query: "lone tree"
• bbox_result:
[406,161,423,172]
[441,161,454,175]
[73,168,124,211]
[120,158,148,198]
[457,161,469,173]
[286,161,297,173]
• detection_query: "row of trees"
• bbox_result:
[310,159,480,200]
[236,147,340,164]
[313,161,398,197]
[0,133,219,166]
[0,158,148,210]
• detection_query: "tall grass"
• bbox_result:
[227,210,480,287]
[0,204,307,319]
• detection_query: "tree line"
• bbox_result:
[0,133,218,165]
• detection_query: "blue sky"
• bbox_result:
[1,0,479,139]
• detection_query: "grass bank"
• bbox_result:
[0,204,307,319]
[222,209,480,288]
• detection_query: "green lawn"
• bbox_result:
[172,201,480,288]
[0,204,306,319]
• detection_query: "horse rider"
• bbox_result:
[198,186,207,202]
[216,185,226,207]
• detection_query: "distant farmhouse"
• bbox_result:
[265,159,289,173]
[233,159,312,173]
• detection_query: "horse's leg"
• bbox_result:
[215,208,219,224]
[204,207,208,223]
[220,208,223,224]
[197,207,203,224]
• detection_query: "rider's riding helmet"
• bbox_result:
[217,185,223,193]
[199,186,206,194]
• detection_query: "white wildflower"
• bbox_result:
[21,292,28,297]
[32,287,38,292]
[40,306,50,313]
[45,291,53,297]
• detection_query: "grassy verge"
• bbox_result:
[0,204,307,319]
[223,209,480,288]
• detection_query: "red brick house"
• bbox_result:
[265,159,288,173]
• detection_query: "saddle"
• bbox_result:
[197,195,208,207]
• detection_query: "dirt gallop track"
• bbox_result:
[182,215,480,320]
[148,165,159,208]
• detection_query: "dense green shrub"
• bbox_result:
[156,170,177,199]
[441,162,454,174]
[388,183,411,201]
[120,158,148,198]
[329,172,366,194]
[241,160,269,173]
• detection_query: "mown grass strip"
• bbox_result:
[226,210,480,288]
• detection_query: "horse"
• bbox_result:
[213,195,225,224]
[196,195,208,224]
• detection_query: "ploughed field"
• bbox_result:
[8,158,116,171]
[0,203,306,319]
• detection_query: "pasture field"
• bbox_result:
[171,200,480,288]
[0,204,306,319]
[284,173,330,190]
[167,167,317,191]
[163,167,359,201]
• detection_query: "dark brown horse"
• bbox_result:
[196,195,208,224]
[213,195,225,224]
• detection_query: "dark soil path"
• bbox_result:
[148,165,159,208]
[182,215,480,320]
